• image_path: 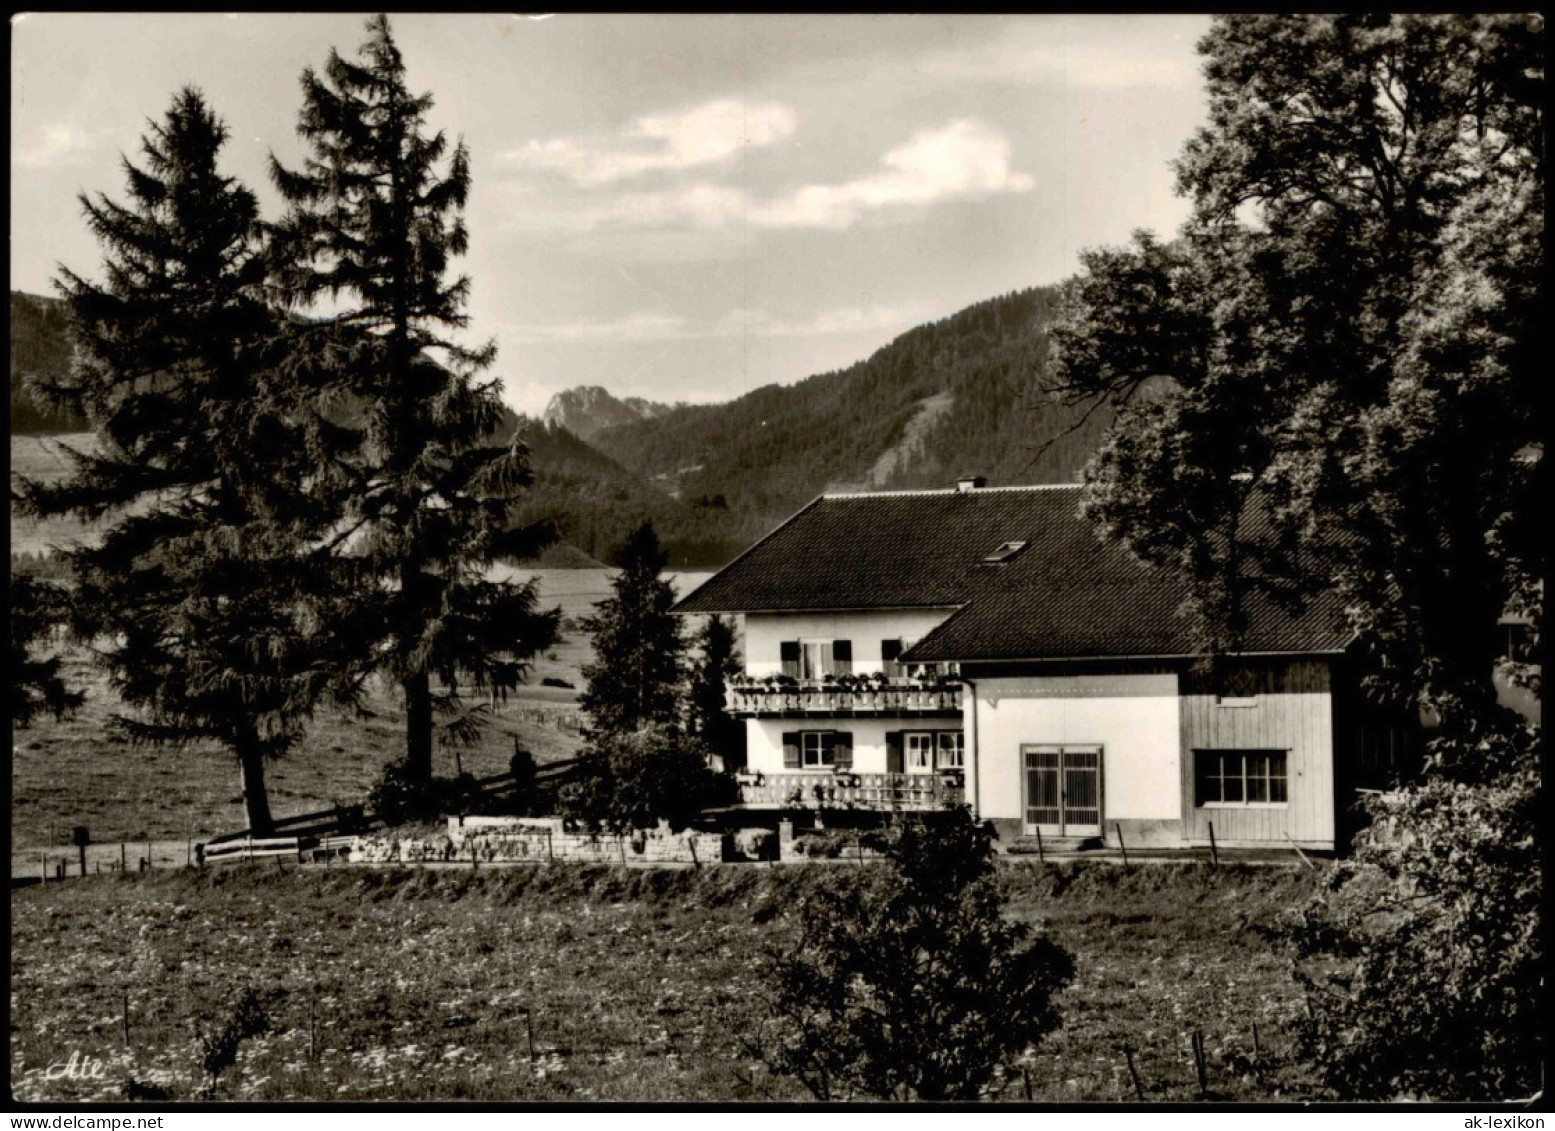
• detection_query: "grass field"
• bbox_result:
[10,567,711,855]
[10,861,1326,1103]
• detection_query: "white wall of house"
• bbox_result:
[745,717,962,776]
[969,672,1182,825]
[743,610,958,677]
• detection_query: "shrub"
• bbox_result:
[1287,722,1541,1100]
[197,986,269,1094]
[558,724,734,831]
[756,808,1074,1101]
[368,759,480,825]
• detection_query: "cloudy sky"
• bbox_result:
[12,13,1212,417]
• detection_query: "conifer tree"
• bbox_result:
[10,573,85,727]
[687,614,744,768]
[13,88,352,832]
[579,522,686,737]
[269,14,559,787]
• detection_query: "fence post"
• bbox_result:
[121,842,127,872]
[545,828,554,865]
[617,834,628,869]
[1035,826,1044,864]
[1122,1044,1145,1101]
[1207,822,1219,867]
[1115,822,1129,866]
[40,853,47,886]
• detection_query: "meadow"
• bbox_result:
[10,860,1326,1104]
[9,560,710,859]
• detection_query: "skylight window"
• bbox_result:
[984,540,1028,564]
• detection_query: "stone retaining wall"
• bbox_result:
[351,816,726,866]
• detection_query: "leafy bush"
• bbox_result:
[198,986,269,1092]
[1288,723,1541,1100]
[756,808,1074,1100]
[368,759,479,826]
[558,725,733,831]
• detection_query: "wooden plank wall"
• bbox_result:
[1178,659,1336,846]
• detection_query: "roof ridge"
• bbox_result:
[821,483,1082,500]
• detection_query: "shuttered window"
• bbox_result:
[882,638,905,680]
[785,730,852,770]
[782,639,853,680]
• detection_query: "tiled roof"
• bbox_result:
[673,486,1084,613]
[674,485,1354,660]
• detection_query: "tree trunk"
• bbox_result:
[235,724,275,835]
[404,668,434,785]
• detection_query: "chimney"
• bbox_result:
[956,475,987,493]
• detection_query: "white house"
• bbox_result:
[675,480,1417,851]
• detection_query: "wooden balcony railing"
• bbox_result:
[725,682,962,717]
[733,771,964,811]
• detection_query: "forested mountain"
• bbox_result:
[592,285,1108,538]
[10,292,87,433]
[12,284,1110,568]
[541,385,672,442]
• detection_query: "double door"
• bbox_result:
[1022,744,1103,837]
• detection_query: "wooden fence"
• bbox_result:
[199,758,580,865]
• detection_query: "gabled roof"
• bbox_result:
[674,484,1353,661]
[673,486,1082,614]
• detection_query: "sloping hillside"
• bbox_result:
[593,286,1108,537]
[10,292,87,433]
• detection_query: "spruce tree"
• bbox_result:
[10,573,85,727]
[269,14,558,787]
[688,614,745,769]
[13,88,351,832]
[579,522,686,737]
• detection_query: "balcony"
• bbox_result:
[732,771,964,811]
[725,678,963,718]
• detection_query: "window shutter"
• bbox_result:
[782,732,801,770]
[886,731,903,775]
[882,638,903,679]
[830,639,852,675]
[780,640,800,679]
[833,731,853,770]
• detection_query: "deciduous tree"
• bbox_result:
[757,809,1073,1101]
[1048,15,1543,1099]
[1049,14,1544,726]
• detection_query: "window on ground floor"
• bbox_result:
[782,730,853,771]
[936,731,965,770]
[896,730,963,773]
[1195,749,1289,806]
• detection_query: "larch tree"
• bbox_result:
[269,14,558,788]
[1047,15,1543,1099]
[13,88,355,833]
[579,522,686,737]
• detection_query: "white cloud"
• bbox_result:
[749,120,1034,230]
[510,119,1033,235]
[501,98,797,185]
[507,304,917,345]
[15,123,108,168]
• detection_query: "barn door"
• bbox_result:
[1022,744,1103,837]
